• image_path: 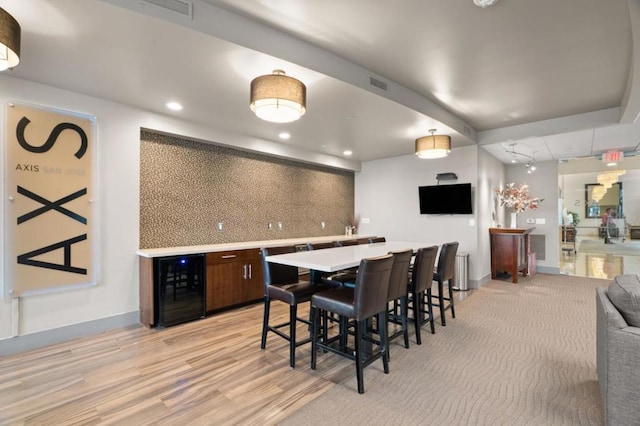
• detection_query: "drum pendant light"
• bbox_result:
[415,129,451,159]
[250,70,306,123]
[0,7,20,71]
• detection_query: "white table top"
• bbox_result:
[265,241,437,272]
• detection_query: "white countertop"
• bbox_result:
[265,241,437,272]
[136,235,375,258]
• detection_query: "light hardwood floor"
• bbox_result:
[0,301,367,425]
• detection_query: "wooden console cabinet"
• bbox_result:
[489,227,534,283]
[205,249,263,312]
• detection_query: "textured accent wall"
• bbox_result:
[140,131,354,248]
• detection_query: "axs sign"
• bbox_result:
[5,103,95,296]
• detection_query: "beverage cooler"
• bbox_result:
[154,254,206,327]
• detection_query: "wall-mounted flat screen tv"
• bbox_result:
[419,183,473,214]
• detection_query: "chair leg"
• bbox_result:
[322,309,328,344]
[311,306,318,370]
[384,311,390,362]
[261,297,270,349]
[427,288,435,334]
[401,296,409,349]
[412,290,422,345]
[379,311,389,374]
[448,279,456,318]
[438,279,446,326]
[289,304,297,368]
[354,320,365,394]
[339,315,348,350]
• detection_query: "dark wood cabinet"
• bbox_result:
[243,248,264,302]
[139,256,155,327]
[206,251,243,311]
[489,227,534,283]
[206,249,264,312]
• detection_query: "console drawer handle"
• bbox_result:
[221,254,237,259]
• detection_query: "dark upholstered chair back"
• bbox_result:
[335,239,359,247]
[369,237,386,243]
[411,246,439,293]
[353,254,393,321]
[261,246,299,294]
[436,242,459,281]
[307,242,334,250]
[387,249,413,302]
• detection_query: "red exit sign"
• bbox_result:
[602,151,623,163]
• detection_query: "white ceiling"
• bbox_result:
[1,0,638,166]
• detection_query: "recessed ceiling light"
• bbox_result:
[166,101,183,111]
[343,150,353,156]
[278,132,290,140]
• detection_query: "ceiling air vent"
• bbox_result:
[369,76,388,92]
[141,0,193,18]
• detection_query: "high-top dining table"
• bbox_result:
[265,240,436,358]
[265,241,435,272]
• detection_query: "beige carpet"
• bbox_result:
[579,239,640,256]
[281,274,607,425]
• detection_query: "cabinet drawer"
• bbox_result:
[207,250,246,265]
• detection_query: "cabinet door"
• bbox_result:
[243,249,264,302]
[206,251,244,311]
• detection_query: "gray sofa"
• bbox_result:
[596,275,640,425]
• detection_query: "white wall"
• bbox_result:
[477,148,506,281]
[355,145,488,285]
[505,160,560,272]
[0,76,141,340]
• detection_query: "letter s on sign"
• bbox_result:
[16,117,88,159]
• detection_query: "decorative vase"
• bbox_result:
[510,212,518,229]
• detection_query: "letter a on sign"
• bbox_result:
[4,103,96,296]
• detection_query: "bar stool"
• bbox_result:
[385,249,413,359]
[325,239,360,286]
[408,246,438,344]
[260,245,330,368]
[306,242,336,284]
[310,254,394,394]
[431,242,459,326]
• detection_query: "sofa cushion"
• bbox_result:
[608,275,640,327]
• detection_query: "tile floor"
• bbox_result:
[559,235,640,279]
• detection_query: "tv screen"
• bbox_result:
[419,183,472,214]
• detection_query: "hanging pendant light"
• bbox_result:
[0,7,21,71]
[250,70,306,123]
[473,0,499,8]
[415,129,451,159]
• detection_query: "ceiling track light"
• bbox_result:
[505,143,537,173]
